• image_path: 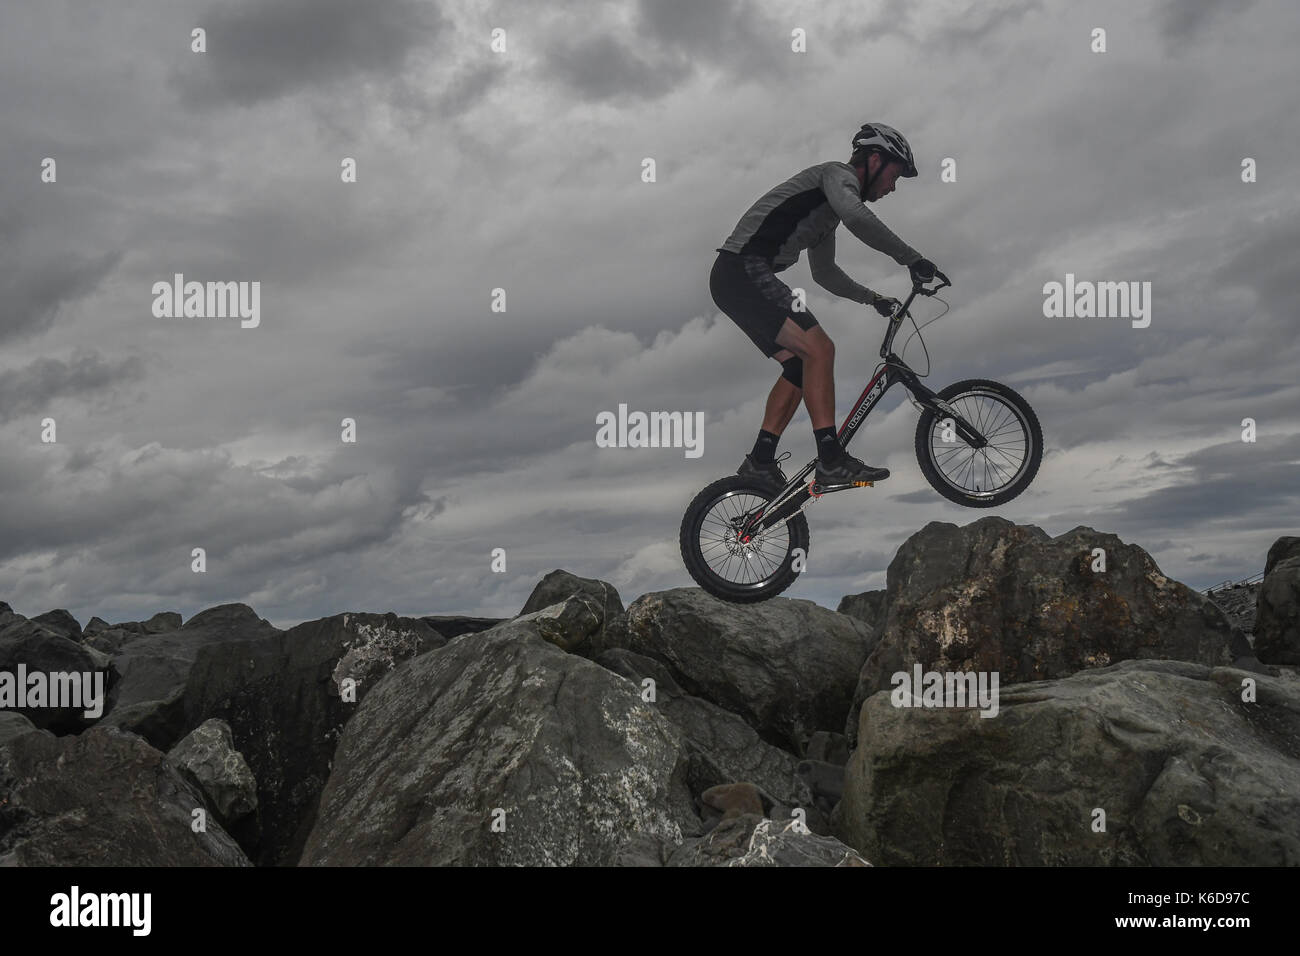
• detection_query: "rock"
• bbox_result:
[0,725,250,866]
[667,814,871,867]
[1256,555,1300,664]
[700,782,767,821]
[0,616,114,733]
[83,616,111,635]
[845,518,1252,746]
[805,731,850,765]
[98,603,280,748]
[1265,537,1300,576]
[833,659,1300,865]
[300,615,697,866]
[796,759,846,816]
[419,615,505,638]
[31,609,82,641]
[0,712,46,746]
[183,611,442,866]
[331,612,443,694]
[611,588,877,755]
[595,648,821,828]
[167,718,258,824]
[837,589,888,634]
[515,595,604,652]
[520,569,626,657]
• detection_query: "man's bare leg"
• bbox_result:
[760,359,802,436]
[773,321,836,429]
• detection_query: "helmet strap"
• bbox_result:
[860,151,884,200]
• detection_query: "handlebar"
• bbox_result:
[913,269,950,296]
[878,269,951,359]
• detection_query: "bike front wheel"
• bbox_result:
[679,474,809,603]
[914,378,1042,507]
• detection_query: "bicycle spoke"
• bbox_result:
[928,391,1032,497]
[697,490,791,586]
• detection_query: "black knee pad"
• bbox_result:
[780,356,803,389]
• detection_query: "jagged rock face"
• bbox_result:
[182,612,442,867]
[301,617,698,866]
[845,517,1251,746]
[1256,552,1300,664]
[834,659,1300,866]
[611,588,877,756]
[0,726,249,866]
[595,648,823,832]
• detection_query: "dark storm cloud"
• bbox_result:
[173,0,445,109]
[633,0,789,73]
[1046,433,1300,539]
[827,0,1043,50]
[0,249,122,344]
[1214,213,1300,315]
[545,33,689,103]
[539,0,790,103]
[0,351,144,422]
[1158,0,1259,43]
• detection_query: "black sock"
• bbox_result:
[814,426,843,462]
[751,429,779,464]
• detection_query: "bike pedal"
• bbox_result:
[810,480,872,495]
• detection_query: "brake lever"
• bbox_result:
[914,271,951,296]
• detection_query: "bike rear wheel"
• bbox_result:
[679,474,809,603]
[914,378,1042,507]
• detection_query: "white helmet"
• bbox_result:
[851,122,918,177]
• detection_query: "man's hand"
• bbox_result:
[872,294,901,317]
[909,258,937,283]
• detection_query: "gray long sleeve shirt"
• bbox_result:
[716,161,922,304]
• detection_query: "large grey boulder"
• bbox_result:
[30,609,82,642]
[0,614,114,733]
[837,589,888,635]
[98,603,280,747]
[300,616,698,866]
[520,569,626,656]
[0,725,249,866]
[845,517,1253,746]
[1255,536,1300,664]
[610,588,878,755]
[167,718,258,825]
[833,659,1300,865]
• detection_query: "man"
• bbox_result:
[710,122,939,486]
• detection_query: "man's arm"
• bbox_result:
[808,230,880,304]
[821,163,923,267]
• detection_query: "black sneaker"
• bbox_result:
[815,453,889,484]
[738,451,789,486]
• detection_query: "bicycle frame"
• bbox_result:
[738,274,987,539]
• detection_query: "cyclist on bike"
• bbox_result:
[710,122,939,486]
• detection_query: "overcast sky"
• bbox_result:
[2,0,1297,629]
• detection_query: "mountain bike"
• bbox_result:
[680,270,1042,603]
